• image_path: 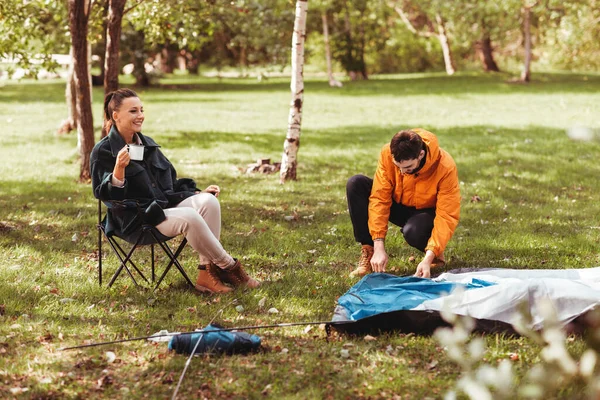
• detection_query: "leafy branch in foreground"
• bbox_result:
[435,289,600,400]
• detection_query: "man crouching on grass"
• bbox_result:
[346,128,460,278]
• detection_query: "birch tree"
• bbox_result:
[68,0,95,182]
[389,0,456,75]
[280,0,308,183]
[520,1,536,82]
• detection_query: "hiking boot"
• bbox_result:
[350,245,374,278]
[195,264,233,293]
[431,254,446,269]
[218,259,260,289]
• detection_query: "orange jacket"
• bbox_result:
[369,128,461,256]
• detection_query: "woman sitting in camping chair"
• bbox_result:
[90,88,259,293]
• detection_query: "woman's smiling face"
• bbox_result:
[113,97,144,137]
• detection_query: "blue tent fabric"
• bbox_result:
[335,273,495,321]
[330,268,600,335]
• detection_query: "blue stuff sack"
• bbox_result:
[168,324,261,355]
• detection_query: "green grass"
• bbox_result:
[1,71,600,399]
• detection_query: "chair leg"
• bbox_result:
[105,233,150,287]
[98,200,103,287]
[106,238,140,288]
[98,223,103,287]
[151,244,155,283]
[152,236,194,290]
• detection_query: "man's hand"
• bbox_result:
[414,261,431,278]
[370,240,388,272]
[203,184,221,197]
[414,250,436,278]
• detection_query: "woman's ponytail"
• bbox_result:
[103,92,115,132]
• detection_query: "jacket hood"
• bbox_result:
[414,128,441,176]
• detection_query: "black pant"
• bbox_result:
[346,174,435,252]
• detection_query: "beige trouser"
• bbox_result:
[155,193,234,268]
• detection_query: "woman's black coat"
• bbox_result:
[90,126,197,242]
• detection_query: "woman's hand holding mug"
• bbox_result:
[113,146,131,181]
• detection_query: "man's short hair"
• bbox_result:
[390,130,424,162]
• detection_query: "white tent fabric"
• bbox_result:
[413,267,600,330]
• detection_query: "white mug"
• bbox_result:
[127,144,144,161]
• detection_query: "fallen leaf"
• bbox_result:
[105,351,116,363]
[258,297,266,309]
[471,195,482,203]
[97,375,113,388]
[38,333,53,343]
[363,335,377,342]
[268,308,279,314]
[262,384,272,395]
[162,372,174,384]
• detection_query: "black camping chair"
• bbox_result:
[96,199,195,290]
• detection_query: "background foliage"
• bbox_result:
[2,0,600,79]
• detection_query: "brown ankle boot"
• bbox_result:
[350,245,374,278]
[195,264,233,293]
[431,254,446,269]
[218,259,260,289]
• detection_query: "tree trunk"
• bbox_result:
[102,0,126,137]
[322,12,342,87]
[132,30,150,86]
[343,6,360,80]
[68,0,95,182]
[357,11,368,80]
[93,0,109,87]
[520,6,532,82]
[477,33,500,72]
[57,47,78,135]
[435,14,455,76]
[159,44,178,74]
[185,50,201,75]
[280,0,308,183]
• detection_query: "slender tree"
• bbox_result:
[321,11,342,87]
[57,47,79,135]
[520,2,536,82]
[476,30,500,72]
[390,0,456,75]
[67,0,95,182]
[102,0,127,137]
[280,0,308,183]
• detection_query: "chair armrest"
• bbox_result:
[102,199,142,210]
